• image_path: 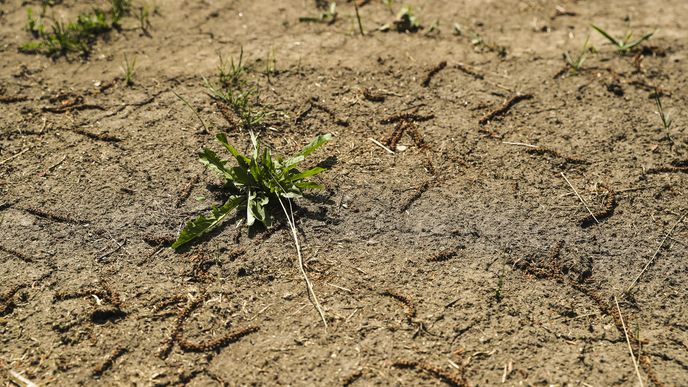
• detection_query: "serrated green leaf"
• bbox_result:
[199,148,233,180]
[172,195,245,249]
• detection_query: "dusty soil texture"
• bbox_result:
[1,0,688,385]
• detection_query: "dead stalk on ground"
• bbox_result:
[275,194,328,327]
[561,172,599,224]
[627,212,686,292]
[614,296,644,387]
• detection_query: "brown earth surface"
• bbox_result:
[1,0,688,385]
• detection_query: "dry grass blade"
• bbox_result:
[8,370,38,387]
[561,172,598,225]
[0,148,30,165]
[626,212,686,292]
[580,183,617,228]
[614,296,645,387]
[393,359,468,386]
[275,195,328,327]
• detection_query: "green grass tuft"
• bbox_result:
[172,132,333,249]
[120,54,137,86]
[21,1,139,57]
[591,24,654,54]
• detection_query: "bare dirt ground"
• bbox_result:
[1,0,688,385]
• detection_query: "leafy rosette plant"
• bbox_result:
[172,132,332,249]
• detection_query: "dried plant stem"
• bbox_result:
[626,212,686,292]
[0,148,30,165]
[502,141,537,148]
[354,3,364,36]
[614,296,644,387]
[275,195,327,327]
[8,370,38,387]
[561,172,599,225]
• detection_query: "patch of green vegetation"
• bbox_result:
[471,33,507,58]
[204,49,278,131]
[380,6,422,33]
[120,54,137,86]
[563,35,591,74]
[172,132,332,249]
[299,2,337,24]
[206,80,267,131]
[21,0,140,57]
[217,48,247,89]
[110,0,132,26]
[591,24,654,55]
[654,95,673,141]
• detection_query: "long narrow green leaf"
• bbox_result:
[591,24,620,47]
[216,133,250,167]
[171,195,245,249]
[288,166,327,181]
[282,133,331,168]
[293,181,324,190]
[624,31,654,50]
[281,155,305,170]
[249,130,260,160]
[297,133,332,158]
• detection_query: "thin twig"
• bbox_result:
[275,195,328,327]
[8,370,38,387]
[627,212,686,292]
[97,239,127,261]
[369,138,395,154]
[614,296,644,387]
[326,283,353,293]
[502,141,538,148]
[0,148,30,165]
[561,172,599,224]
